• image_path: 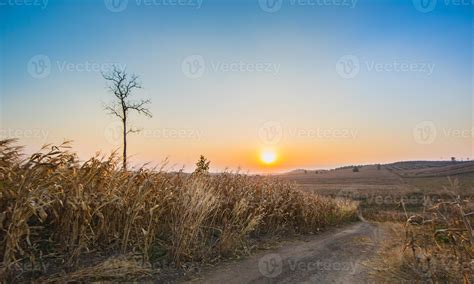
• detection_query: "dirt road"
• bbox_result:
[189,222,382,284]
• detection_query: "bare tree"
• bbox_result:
[103,66,152,170]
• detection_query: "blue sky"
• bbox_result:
[0,0,472,171]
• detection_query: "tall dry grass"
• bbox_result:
[402,178,473,283]
[370,178,473,283]
[0,139,357,282]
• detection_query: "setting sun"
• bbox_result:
[260,151,277,165]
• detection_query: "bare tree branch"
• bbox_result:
[102,65,152,170]
[104,103,124,120]
[127,99,152,118]
[127,127,142,134]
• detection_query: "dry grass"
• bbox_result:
[401,179,473,283]
[0,139,358,282]
[369,179,473,283]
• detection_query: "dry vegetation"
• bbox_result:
[0,139,357,282]
[368,181,473,283]
[400,179,473,283]
[282,165,474,282]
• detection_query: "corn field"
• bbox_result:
[0,139,357,282]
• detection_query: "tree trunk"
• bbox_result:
[123,117,127,171]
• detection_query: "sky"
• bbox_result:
[0,0,473,173]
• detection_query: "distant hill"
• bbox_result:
[284,169,329,175]
[284,160,474,178]
[385,160,474,177]
[285,169,311,175]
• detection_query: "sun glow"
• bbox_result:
[260,150,277,165]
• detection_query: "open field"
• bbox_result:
[280,162,474,195]
[279,165,411,195]
[277,163,474,282]
[278,163,474,220]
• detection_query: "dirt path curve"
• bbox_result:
[188,222,382,284]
